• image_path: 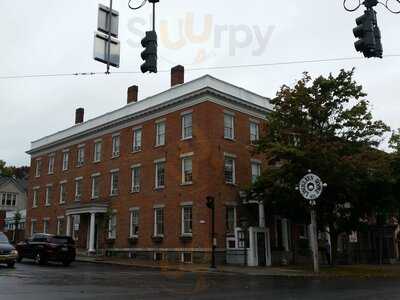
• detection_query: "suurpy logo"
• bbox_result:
[127,13,275,65]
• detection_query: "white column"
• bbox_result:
[66,215,71,237]
[258,202,266,228]
[88,213,96,254]
[282,218,290,251]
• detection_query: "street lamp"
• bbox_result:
[206,196,216,270]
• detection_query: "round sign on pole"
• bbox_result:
[299,173,323,200]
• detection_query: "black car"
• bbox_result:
[0,232,18,268]
[16,234,76,266]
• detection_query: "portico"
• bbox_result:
[65,203,109,254]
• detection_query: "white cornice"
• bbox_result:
[27,75,272,156]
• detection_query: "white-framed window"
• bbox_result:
[110,171,119,196]
[131,165,141,193]
[48,154,55,174]
[181,157,193,184]
[155,160,165,189]
[93,141,102,162]
[75,178,82,201]
[72,215,80,241]
[181,252,193,264]
[226,206,237,234]
[250,122,260,144]
[45,186,52,206]
[251,161,262,184]
[62,151,69,171]
[182,113,193,139]
[91,174,100,199]
[112,134,120,158]
[133,128,142,152]
[43,219,49,234]
[35,159,42,177]
[224,113,235,139]
[32,188,39,208]
[57,217,65,235]
[12,194,16,206]
[181,206,193,236]
[108,214,117,239]
[130,209,139,237]
[77,146,85,167]
[155,121,166,146]
[30,219,37,236]
[59,182,67,204]
[224,155,236,184]
[154,207,164,236]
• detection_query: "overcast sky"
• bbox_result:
[0,0,399,167]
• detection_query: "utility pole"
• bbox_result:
[206,196,216,270]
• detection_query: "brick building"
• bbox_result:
[26,66,276,264]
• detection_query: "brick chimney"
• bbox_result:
[75,108,84,124]
[171,65,185,87]
[127,85,138,104]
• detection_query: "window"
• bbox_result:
[251,161,262,184]
[154,207,164,236]
[112,134,120,157]
[30,220,37,236]
[224,114,235,139]
[133,128,142,152]
[110,171,119,196]
[72,215,80,240]
[75,178,82,201]
[45,186,52,206]
[1,193,5,206]
[6,193,11,206]
[226,206,237,234]
[155,161,165,189]
[59,183,66,204]
[250,122,260,144]
[91,175,100,199]
[93,141,102,162]
[77,146,85,167]
[12,194,16,206]
[48,154,55,174]
[181,206,193,236]
[108,214,117,239]
[130,209,139,237]
[33,189,39,208]
[35,159,42,177]
[131,165,141,193]
[182,252,193,264]
[155,121,166,146]
[224,156,236,184]
[43,219,49,234]
[182,113,193,139]
[182,157,193,184]
[62,151,69,171]
[57,218,65,235]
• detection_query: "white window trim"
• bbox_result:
[224,155,236,185]
[224,113,235,140]
[108,214,117,239]
[154,207,164,237]
[62,151,69,171]
[181,156,193,185]
[91,175,100,199]
[59,182,66,204]
[131,165,141,193]
[155,121,166,147]
[132,127,143,152]
[48,154,55,174]
[35,159,42,178]
[181,206,193,236]
[93,141,102,163]
[110,171,119,196]
[155,161,166,189]
[45,186,52,206]
[111,134,121,158]
[181,113,193,140]
[129,208,140,238]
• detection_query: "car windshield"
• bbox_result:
[50,237,71,245]
[0,233,9,244]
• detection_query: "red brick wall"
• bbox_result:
[27,100,267,251]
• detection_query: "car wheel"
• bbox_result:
[7,262,15,268]
[62,260,71,267]
[35,252,47,265]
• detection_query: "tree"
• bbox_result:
[250,69,393,265]
[0,160,29,179]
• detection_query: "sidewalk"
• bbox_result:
[76,255,311,277]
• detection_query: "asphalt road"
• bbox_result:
[1,261,400,300]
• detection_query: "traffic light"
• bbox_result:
[140,30,158,73]
[353,9,383,58]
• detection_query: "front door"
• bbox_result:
[257,232,267,266]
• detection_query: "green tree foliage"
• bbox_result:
[0,160,29,179]
[251,69,394,264]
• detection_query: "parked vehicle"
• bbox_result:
[16,234,76,266]
[0,232,18,268]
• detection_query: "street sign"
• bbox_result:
[93,32,120,68]
[97,4,119,37]
[299,173,323,200]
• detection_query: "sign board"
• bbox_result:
[93,32,120,68]
[98,4,119,37]
[299,173,323,200]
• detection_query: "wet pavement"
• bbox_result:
[1,261,400,299]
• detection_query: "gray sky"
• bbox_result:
[0,0,399,166]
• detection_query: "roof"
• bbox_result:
[27,75,272,155]
[0,175,28,193]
